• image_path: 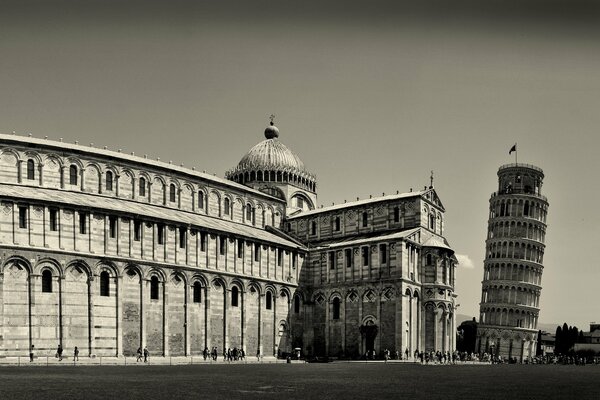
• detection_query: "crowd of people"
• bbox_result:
[202,347,246,362]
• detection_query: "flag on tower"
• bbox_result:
[509,144,517,154]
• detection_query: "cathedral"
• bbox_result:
[0,120,457,359]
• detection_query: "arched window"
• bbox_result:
[42,270,53,293]
[429,213,436,231]
[193,282,202,303]
[27,159,35,180]
[294,295,301,313]
[266,291,272,310]
[231,286,239,307]
[246,204,252,221]
[169,184,176,203]
[524,202,530,217]
[393,207,400,223]
[150,276,159,300]
[69,165,78,185]
[224,198,230,215]
[426,254,432,265]
[332,297,340,320]
[139,177,146,196]
[334,217,341,231]
[311,221,317,235]
[100,271,110,296]
[198,191,204,209]
[362,212,368,228]
[105,171,113,191]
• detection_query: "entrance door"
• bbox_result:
[360,322,378,355]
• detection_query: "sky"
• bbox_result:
[1,0,599,329]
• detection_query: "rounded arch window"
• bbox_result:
[100,271,110,296]
[294,295,301,313]
[231,286,239,307]
[42,269,53,293]
[27,159,35,180]
[332,297,341,320]
[105,171,113,191]
[266,291,272,310]
[193,281,202,303]
[69,165,78,185]
[150,276,160,300]
[169,184,176,203]
[139,177,146,196]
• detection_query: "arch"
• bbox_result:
[247,281,262,296]
[64,259,92,278]
[123,264,143,283]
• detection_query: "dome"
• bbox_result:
[237,139,306,173]
[226,121,316,192]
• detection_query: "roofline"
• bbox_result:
[286,190,428,219]
[0,133,285,204]
[0,185,303,251]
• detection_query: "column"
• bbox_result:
[59,275,66,345]
[115,174,120,197]
[88,276,96,356]
[257,291,262,357]
[163,281,169,356]
[376,296,382,354]
[17,159,23,183]
[116,275,123,356]
[205,285,211,350]
[141,278,147,348]
[38,163,44,186]
[358,295,363,355]
[241,289,247,353]
[324,297,329,356]
[223,287,229,352]
[60,166,66,188]
[184,282,190,356]
[80,168,86,191]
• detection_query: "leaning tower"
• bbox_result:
[476,163,549,362]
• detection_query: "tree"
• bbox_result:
[536,330,543,356]
[555,326,562,354]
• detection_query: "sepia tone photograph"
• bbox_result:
[0,0,599,398]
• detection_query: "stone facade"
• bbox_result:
[476,163,549,361]
[0,122,458,359]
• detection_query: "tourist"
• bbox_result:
[74,346,79,361]
[143,347,149,363]
[405,348,409,360]
[29,344,34,362]
[56,344,63,361]
[203,347,208,361]
[136,347,143,362]
[241,349,246,361]
[256,349,261,362]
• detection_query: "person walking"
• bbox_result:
[136,347,143,362]
[143,347,149,363]
[73,346,79,362]
[57,344,63,361]
[29,344,35,362]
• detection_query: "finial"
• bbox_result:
[264,114,280,139]
[430,170,434,188]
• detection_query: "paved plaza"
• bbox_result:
[0,362,599,400]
